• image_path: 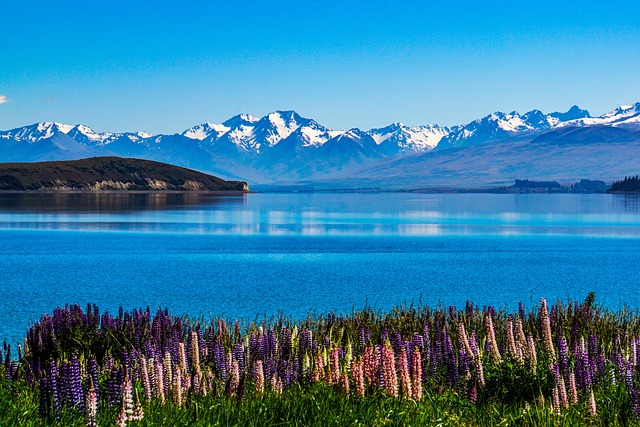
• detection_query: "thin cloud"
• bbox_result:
[0,95,8,105]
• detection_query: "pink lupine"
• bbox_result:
[329,348,341,385]
[155,359,165,405]
[551,386,561,415]
[527,335,537,373]
[506,317,522,363]
[339,370,350,394]
[398,348,412,399]
[558,376,568,409]
[588,390,597,417]
[381,342,398,397]
[141,356,152,403]
[362,345,379,386]
[85,377,98,427]
[312,354,324,383]
[540,298,556,359]
[271,374,283,394]
[178,342,188,375]
[351,357,365,398]
[514,318,527,353]
[172,365,182,407]
[255,360,265,394]
[229,360,240,396]
[485,314,502,363]
[458,322,473,357]
[411,348,423,401]
[122,373,134,420]
[190,331,201,374]
[568,372,578,405]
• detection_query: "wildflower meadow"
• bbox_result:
[3,293,640,426]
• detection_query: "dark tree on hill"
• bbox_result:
[608,175,640,193]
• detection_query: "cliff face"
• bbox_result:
[0,157,249,192]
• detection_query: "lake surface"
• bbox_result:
[1,192,640,347]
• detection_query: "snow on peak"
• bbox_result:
[182,122,230,140]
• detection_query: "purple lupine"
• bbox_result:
[268,329,278,358]
[299,329,312,354]
[107,366,123,408]
[557,337,569,377]
[48,359,61,418]
[233,343,245,373]
[358,326,371,349]
[281,328,292,360]
[390,331,403,355]
[67,354,85,412]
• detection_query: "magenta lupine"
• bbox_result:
[381,342,398,397]
[398,348,412,399]
[412,348,423,401]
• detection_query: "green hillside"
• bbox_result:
[0,157,249,192]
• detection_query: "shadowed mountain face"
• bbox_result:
[0,157,248,192]
[2,104,640,188]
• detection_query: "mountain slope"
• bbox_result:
[3,102,640,187]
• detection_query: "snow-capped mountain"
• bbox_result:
[2,102,640,185]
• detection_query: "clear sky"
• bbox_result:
[2,1,640,134]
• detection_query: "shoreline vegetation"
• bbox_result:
[4,295,640,425]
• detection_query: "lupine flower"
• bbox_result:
[329,348,341,385]
[568,371,578,405]
[351,357,365,398]
[85,377,98,427]
[457,322,473,357]
[588,390,597,417]
[551,386,561,415]
[381,342,398,397]
[312,353,324,383]
[539,298,556,359]
[141,356,152,403]
[398,348,412,399]
[122,372,134,420]
[527,335,537,373]
[362,345,379,386]
[411,348,423,401]
[172,366,182,407]
[484,314,502,364]
[468,386,477,404]
[255,360,265,394]
[155,359,165,405]
[130,390,144,422]
[339,370,350,394]
[271,373,283,394]
[506,317,520,362]
[190,331,201,374]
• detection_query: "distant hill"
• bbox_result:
[0,157,249,192]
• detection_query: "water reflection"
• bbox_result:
[0,192,639,236]
[0,192,246,212]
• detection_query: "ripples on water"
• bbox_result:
[1,192,639,346]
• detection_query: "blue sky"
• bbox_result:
[2,1,640,133]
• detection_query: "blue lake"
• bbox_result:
[1,192,640,347]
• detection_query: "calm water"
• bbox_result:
[1,192,640,347]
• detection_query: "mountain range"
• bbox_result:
[2,102,640,188]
